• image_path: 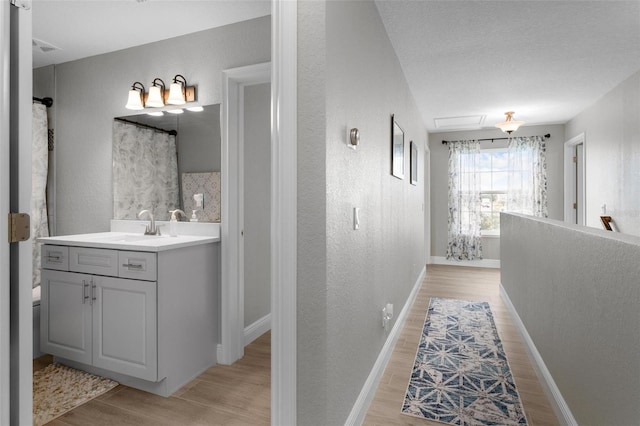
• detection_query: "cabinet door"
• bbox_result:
[40,269,92,364]
[92,276,157,381]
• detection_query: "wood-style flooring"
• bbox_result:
[35,265,558,425]
[363,264,559,425]
[34,332,270,426]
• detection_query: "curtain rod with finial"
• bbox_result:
[441,133,550,145]
[33,97,53,108]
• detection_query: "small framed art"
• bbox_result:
[410,141,418,185]
[391,114,404,179]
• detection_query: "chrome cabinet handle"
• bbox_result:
[122,263,143,270]
[82,280,89,304]
[91,281,97,305]
[46,254,61,261]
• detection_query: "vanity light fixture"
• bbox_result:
[125,82,145,110]
[495,111,524,134]
[168,74,187,105]
[146,78,166,108]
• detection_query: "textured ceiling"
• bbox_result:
[375,0,640,132]
[32,0,270,68]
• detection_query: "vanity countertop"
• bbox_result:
[38,232,220,252]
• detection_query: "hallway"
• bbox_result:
[364,265,559,425]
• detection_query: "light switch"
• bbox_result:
[354,207,360,230]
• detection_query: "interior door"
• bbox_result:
[7,1,34,424]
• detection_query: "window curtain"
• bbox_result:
[32,103,50,288]
[112,121,179,221]
[507,136,548,217]
[446,140,483,260]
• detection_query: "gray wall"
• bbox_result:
[428,124,565,260]
[298,1,427,424]
[501,213,640,425]
[565,69,640,236]
[177,104,221,175]
[243,83,271,328]
[43,16,270,235]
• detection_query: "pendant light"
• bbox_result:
[146,78,166,108]
[168,74,187,105]
[495,111,524,134]
[125,82,145,110]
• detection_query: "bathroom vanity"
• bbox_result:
[38,231,220,397]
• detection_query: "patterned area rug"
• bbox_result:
[401,298,528,425]
[33,363,118,426]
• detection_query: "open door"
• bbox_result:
[564,133,586,225]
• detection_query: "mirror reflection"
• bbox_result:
[112,104,221,222]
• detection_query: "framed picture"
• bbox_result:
[391,114,404,179]
[410,141,418,185]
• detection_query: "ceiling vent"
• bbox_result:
[33,38,61,53]
[434,115,486,130]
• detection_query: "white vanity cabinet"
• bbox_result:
[41,247,158,381]
[39,235,219,397]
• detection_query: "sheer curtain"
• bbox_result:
[507,136,548,217]
[32,103,50,288]
[112,121,179,221]
[446,140,483,260]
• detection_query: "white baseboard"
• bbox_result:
[217,314,272,362]
[345,266,426,426]
[430,256,500,269]
[244,313,272,346]
[499,285,577,426]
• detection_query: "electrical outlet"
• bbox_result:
[382,306,388,329]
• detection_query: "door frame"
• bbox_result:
[564,133,586,225]
[221,61,271,365]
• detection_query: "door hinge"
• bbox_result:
[573,203,577,210]
[10,0,31,10]
[8,213,30,243]
[573,156,577,163]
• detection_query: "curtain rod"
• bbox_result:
[441,133,550,145]
[115,117,177,136]
[33,97,53,108]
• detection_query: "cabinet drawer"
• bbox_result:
[69,247,119,276]
[119,251,157,281]
[41,246,69,271]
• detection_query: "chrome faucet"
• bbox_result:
[138,209,160,235]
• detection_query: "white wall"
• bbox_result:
[45,16,270,236]
[243,83,271,327]
[298,1,427,424]
[501,213,640,425]
[428,124,565,260]
[565,69,640,235]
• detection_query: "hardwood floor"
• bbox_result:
[35,332,270,426]
[363,265,559,426]
[35,265,558,425]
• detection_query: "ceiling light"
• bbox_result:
[125,82,145,110]
[186,106,204,112]
[167,109,184,114]
[146,78,166,108]
[495,111,524,134]
[168,74,187,105]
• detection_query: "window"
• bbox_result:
[479,148,508,235]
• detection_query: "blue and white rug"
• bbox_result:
[401,298,528,425]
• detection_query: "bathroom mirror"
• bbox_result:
[112,104,221,222]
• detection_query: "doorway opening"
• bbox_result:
[564,133,586,225]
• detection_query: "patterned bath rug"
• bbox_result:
[33,363,118,426]
[401,298,528,425]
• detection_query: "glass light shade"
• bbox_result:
[167,82,186,105]
[167,109,184,114]
[495,120,524,134]
[146,85,165,108]
[125,89,144,110]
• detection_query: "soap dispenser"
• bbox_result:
[168,209,186,237]
[190,210,199,222]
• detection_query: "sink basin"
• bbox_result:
[95,234,165,243]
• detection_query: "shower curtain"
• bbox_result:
[32,103,50,288]
[112,120,179,221]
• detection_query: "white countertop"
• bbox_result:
[38,232,220,252]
